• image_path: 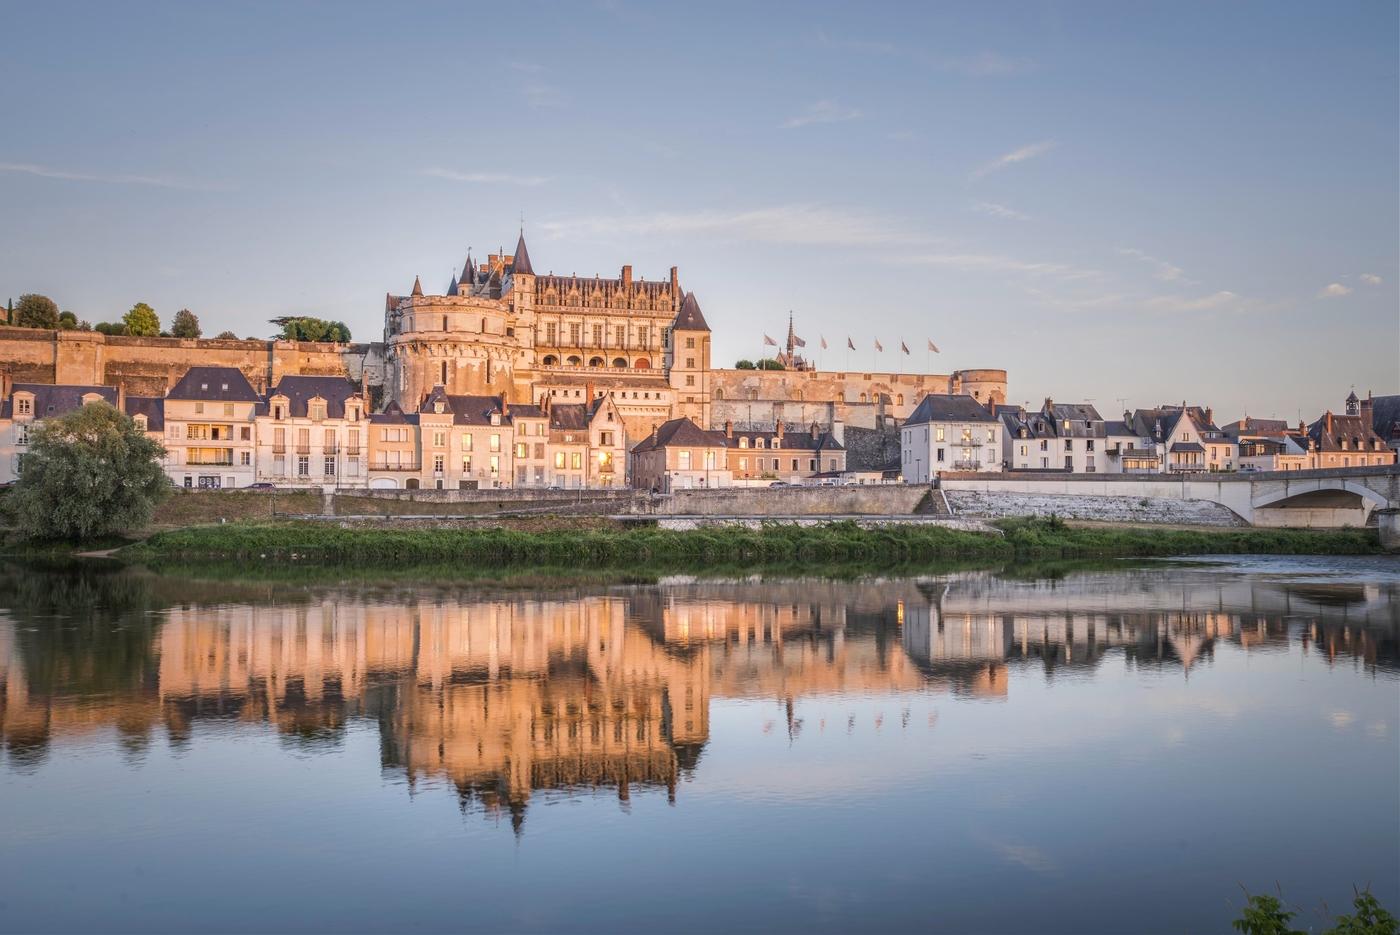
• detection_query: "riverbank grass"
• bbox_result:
[116,517,1382,568]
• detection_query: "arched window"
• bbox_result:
[713,388,724,400]
[542,355,558,366]
[588,356,604,368]
[567,355,582,366]
[634,357,651,369]
[897,394,904,406]
[442,316,448,331]
[406,478,420,490]
[859,393,867,403]
[612,357,627,368]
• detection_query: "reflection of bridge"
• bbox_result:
[942,465,1400,526]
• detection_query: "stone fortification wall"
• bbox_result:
[944,489,1246,526]
[708,367,1007,430]
[641,484,930,516]
[843,426,901,472]
[0,327,382,396]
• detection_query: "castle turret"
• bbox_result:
[669,291,711,425]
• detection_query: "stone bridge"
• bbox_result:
[939,465,1400,527]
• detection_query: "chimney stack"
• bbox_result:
[1325,411,1333,434]
[621,265,632,289]
[499,393,509,418]
[586,381,595,402]
[775,419,785,442]
[1205,407,1213,427]
[724,420,733,439]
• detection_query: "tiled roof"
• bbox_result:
[167,367,259,402]
[905,394,997,426]
[673,291,710,332]
[3,383,117,419]
[631,417,728,453]
[123,396,165,431]
[1170,441,1206,454]
[1223,416,1289,438]
[267,376,362,419]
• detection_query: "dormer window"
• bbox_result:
[134,415,147,432]
[274,404,285,420]
[739,437,748,448]
[309,401,326,421]
[221,383,229,391]
[490,413,501,426]
[200,383,208,391]
[15,396,32,417]
[434,402,444,414]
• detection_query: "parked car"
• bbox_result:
[249,482,275,489]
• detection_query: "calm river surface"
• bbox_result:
[0,556,1396,934]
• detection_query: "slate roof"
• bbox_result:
[3,383,117,419]
[904,394,997,426]
[1370,394,1400,442]
[1170,441,1206,454]
[369,400,417,425]
[631,417,728,453]
[1223,416,1289,438]
[166,367,260,402]
[673,291,710,332]
[123,396,165,431]
[999,406,1055,439]
[1104,420,1140,437]
[267,376,362,419]
[729,426,844,452]
[511,233,534,276]
[1306,412,1391,453]
[460,254,475,287]
[411,276,424,297]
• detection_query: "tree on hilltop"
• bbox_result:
[123,303,160,337]
[14,294,60,329]
[170,308,201,338]
[270,316,352,342]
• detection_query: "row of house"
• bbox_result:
[0,367,1393,492]
[898,390,1396,482]
[0,368,629,491]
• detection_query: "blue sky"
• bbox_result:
[1,0,1395,420]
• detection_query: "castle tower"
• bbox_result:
[669,291,711,425]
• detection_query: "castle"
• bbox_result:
[0,231,1007,445]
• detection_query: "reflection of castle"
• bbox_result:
[1,569,1395,830]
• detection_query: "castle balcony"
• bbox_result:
[539,362,664,376]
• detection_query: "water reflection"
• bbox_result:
[2,560,1394,832]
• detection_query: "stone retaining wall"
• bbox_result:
[643,484,930,516]
[944,490,1246,526]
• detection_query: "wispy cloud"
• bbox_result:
[1144,290,1241,312]
[973,201,1030,221]
[421,168,549,186]
[1360,273,1383,286]
[971,140,1055,179]
[895,251,1100,281]
[780,100,862,129]
[0,160,222,191]
[1118,247,1184,282]
[1318,282,1352,298]
[540,204,916,246]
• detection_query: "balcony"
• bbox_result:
[272,445,287,454]
[187,456,234,466]
[295,446,311,455]
[951,460,982,471]
[346,447,361,457]
[371,462,422,472]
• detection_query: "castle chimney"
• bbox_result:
[0,367,11,401]
[724,420,733,439]
[776,419,785,442]
[586,381,595,402]
[1325,411,1333,434]
[1205,407,1213,426]
[810,421,820,441]
[669,266,679,291]
[621,265,632,289]
[499,393,509,418]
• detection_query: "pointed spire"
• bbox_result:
[674,291,711,332]
[512,231,534,275]
[459,253,474,287]
[411,275,423,297]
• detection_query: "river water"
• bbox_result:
[0,557,1395,934]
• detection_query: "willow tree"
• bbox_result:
[8,404,169,540]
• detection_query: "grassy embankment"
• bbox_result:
[118,517,1382,569]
